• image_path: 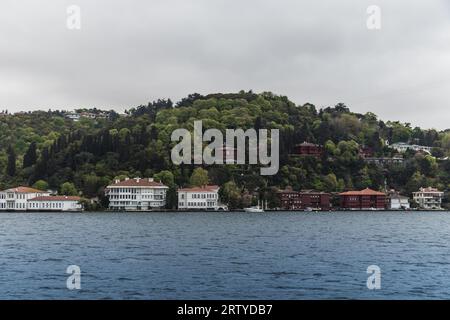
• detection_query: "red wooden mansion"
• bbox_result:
[339,188,386,210]
[277,189,331,211]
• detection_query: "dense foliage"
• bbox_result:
[1,91,449,209]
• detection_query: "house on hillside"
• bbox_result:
[291,142,323,158]
[390,142,432,154]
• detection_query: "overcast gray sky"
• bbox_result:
[1,0,449,129]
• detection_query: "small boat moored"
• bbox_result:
[244,200,266,213]
[244,206,264,213]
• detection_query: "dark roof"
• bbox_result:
[108,178,167,188]
[178,185,219,192]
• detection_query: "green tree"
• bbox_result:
[23,142,37,168]
[82,174,100,197]
[154,170,175,187]
[220,181,242,209]
[165,187,178,209]
[420,155,438,176]
[6,145,16,177]
[358,167,372,189]
[32,180,49,191]
[155,170,177,209]
[189,168,209,187]
[441,132,450,152]
[324,140,337,156]
[60,182,78,196]
[323,173,338,192]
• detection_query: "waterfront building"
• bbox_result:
[390,142,432,154]
[277,188,302,210]
[106,177,168,211]
[299,190,332,210]
[292,142,323,158]
[27,196,83,211]
[339,188,386,210]
[412,187,444,210]
[387,190,410,210]
[178,185,221,210]
[277,189,331,211]
[0,186,50,211]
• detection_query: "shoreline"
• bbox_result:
[1,209,449,213]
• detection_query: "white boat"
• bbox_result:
[244,200,265,213]
[244,206,264,213]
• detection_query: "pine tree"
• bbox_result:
[23,142,37,168]
[7,145,16,176]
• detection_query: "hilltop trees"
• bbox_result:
[0,91,449,208]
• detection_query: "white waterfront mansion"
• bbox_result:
[0,186,83,211]
[0,186,50,211]
[388,192,410,210]
[178,185,225,210]
[106,177,168,211]
[27,196,83,211]
[413,187,444,210]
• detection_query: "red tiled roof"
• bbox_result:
[29,196,81,201]
[4,186,45,193]
[178,185,219,192]
[108,178,167,188]
[339,188,386,196]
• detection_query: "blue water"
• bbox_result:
[1,211,450,299]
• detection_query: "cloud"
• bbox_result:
[1,0,449,129]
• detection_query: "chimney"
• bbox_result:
[115,179,120,184]
[125,177,129,181]
[148,178,154,182]
[136,177,140,183]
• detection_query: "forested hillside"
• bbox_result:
[1,91,450,209]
